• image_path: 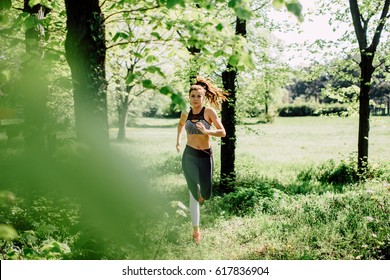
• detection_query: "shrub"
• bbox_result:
[317,104,350,116]
[278,104,317,117]
[217,176,277,216]
[277,159,388,195]
[278,103,349,117]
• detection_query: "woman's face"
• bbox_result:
[189,89,205,107]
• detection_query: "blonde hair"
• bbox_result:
[189,77,228,110]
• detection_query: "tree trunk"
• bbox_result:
[221,69,237,192]
[64,0,109,149]
[264,91,269,115]
[220,17,246,192]
[116,96,129,142]
[357,53,374,173]
[349,0,390,173]
[22,2,50,154]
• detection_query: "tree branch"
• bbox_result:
[370,0,390,51]
[373,59,386,69]
[106,38,173,50]
[100,0,108,9]
[349,0,367,49]
[128,89,147,105]
[105,17,145,25]
[351,57,359,65]
[251,2,268,13]
[104,6,161,22]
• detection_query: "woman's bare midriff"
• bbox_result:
[187,134,211,150]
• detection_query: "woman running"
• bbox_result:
[176,77,228,244]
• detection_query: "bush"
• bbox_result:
[278,103,349,117]
[217,176,277,216]
[317,104,350,116]
[283,159,388,195]
[278,104,316,117]
[0,191,78,260]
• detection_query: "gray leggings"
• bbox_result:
[182,145,213,202]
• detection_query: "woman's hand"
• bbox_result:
[176,142,181,153]
[196,122,208,134]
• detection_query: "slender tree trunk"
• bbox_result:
[116,96,129,142]
[221,69,237,192]
[220,17,246,192]
[264,91,269,116]
[22,2,50,153]
[357,53,374,172]
[64,0,109,149]
[349,0,390,173]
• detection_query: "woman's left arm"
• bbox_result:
[196,108,226,137]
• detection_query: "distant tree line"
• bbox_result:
[286,63,390,116]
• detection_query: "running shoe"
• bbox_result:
[193,230,201,244]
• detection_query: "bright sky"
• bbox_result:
[269,0,352,67]
[272,0,342,42]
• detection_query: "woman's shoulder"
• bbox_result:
[204,106,217,115]
[180,110,189,118]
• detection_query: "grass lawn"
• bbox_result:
[111,116,390,182]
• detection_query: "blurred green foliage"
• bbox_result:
[0,138,172,259]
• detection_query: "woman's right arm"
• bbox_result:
[176,112,187,153]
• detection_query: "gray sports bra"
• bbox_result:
[185,107,211,134]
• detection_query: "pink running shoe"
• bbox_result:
[193,230,201,244]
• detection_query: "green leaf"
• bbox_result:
[142,79,154,89]
[166,0,185,9]
[215,23,224,31]
[272,0,285,9]
[228,0,236,8]
[171,93,185,106]
[0,224,18,241]
[146,55,158,63]
[272,0,303,21]
[150,32,161,40]
[229,0,252,20]
[28,0,41,8]
[144,66,165,78]
[160,86,174,95]
[228,53,240,67]
[237,51,255,71]
[133,52,143,59]
[112,32,129,42]
[126,73,138,84]
[286,1,303,22]
[23,248,37,256]
[214,50,225,57]
[235,7,252,20]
